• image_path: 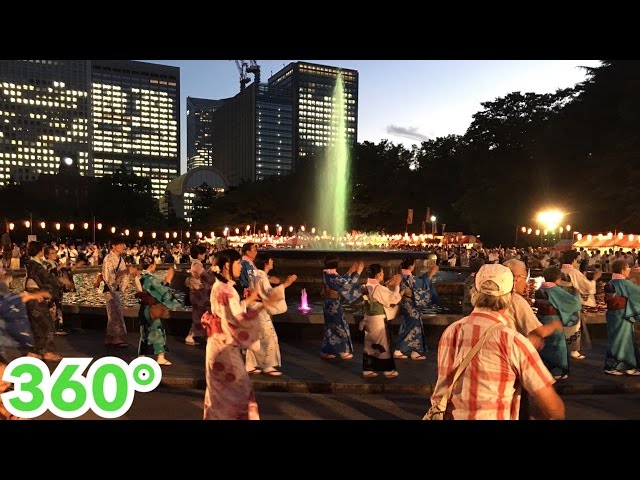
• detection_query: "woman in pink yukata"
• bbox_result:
[203,249,276,420]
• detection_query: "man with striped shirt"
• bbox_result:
[429,264,565,420]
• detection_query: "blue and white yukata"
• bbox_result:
[395,268,439,356]
[321,269,362,356]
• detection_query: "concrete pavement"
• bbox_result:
[46,326,640,397]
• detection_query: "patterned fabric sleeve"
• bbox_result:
[102,254,119,291]
[28,261,62,298]
[141,273,182,308]
[329,272,362,303]
[217,282,258,324]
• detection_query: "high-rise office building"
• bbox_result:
[210,82,294,187]
[92,60,180,199]
[268,61,358,167]
[211,85,256,187]
[186,96,227,171]
[256,83,293,181]
[0,60,91,184]
[0,60,180,200]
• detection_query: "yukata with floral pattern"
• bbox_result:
[137,270,182,356]
[204,278,261,420]
[321,269,362,356]
[395,268,439,357]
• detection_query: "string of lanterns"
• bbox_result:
[519,224,572,236]
[4,219,321,240]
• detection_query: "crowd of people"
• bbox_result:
[3,231,640,420]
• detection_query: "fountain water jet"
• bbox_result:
[314,72,350,246]
[298,288,312,314]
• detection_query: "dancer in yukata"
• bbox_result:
[203,249,277,420]
[534,266,583,380]
[361,263,402,378]
[321,254,363,360]
[603,259,640,376]
[394,257,439,361]
[136,257,182,366]
[245,253,297,376]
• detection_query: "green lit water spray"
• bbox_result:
[315,72,350,245]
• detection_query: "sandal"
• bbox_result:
[262,369,283,377]
[340,353,354,360]
[247,368,262,374]
[410,354,427,361]
[393,352,408,359]
[320,353,336,359]
[362,371,378,378]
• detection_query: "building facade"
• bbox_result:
[209,81,294,187]
[0,60,91,184]
[186,96,227,171]
[0,60,180,200]
[255,83,293,181]
[91,60,180,199]
[268,61,358,167]
[211,85,256,187]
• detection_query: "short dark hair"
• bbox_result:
[561,250,579,265]
[190,244,206,259]
[543,266,562,283]
[366,263,383,278]
[241,243,256,255]
[400,257,414,270]
[254,253,272,271]
[323,254,339,269]
[612,259,630,274]
[27,241,43,257]
[111,237,126,247]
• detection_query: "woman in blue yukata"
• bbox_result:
[534,266,583,380]
[603,259,640,376]
[321,254,364,360]
[394,256,439,360]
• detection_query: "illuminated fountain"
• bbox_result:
[298,288,312,314]
[314,72,350,245]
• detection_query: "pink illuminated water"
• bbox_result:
[298,288,312,313]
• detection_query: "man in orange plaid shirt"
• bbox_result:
[429,264,565,420]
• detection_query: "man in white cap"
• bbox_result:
[428,264,564,420]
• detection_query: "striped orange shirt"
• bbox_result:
[430,308,554,420]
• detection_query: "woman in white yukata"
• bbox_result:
[245,253,297,376]
[203,249,276,420]
[361,264,402,378]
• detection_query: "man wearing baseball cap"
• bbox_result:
[428,264,564,420]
